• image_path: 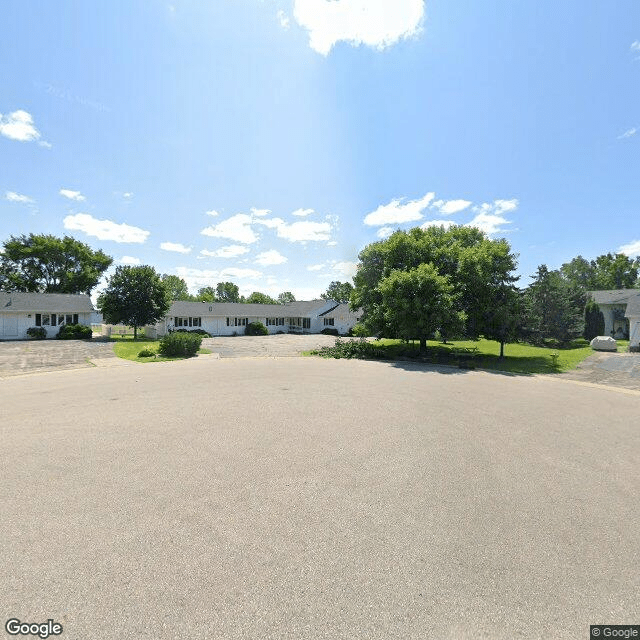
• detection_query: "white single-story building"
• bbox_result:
[152,299,347,337]
[590,289,640,349]
[318,303,362,335]
[0,292,94,340]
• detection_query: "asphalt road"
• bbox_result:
[1,358,638,639]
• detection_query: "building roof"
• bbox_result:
[319,303,361,318]
[168,299,337,318]
[625,297,640,318]
[0,292,94,313]
[589,289,640,305]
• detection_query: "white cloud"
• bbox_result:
[255,249,288,266]
[618,127,637,139]
[250,207,271,217]
[39,141,52,149]
[200,245,250,258]
[307,263,325,271]
[420,219,456,230]
[276,220,332,242]
[430,198,472,215]
[631,41,640,51]
[5,191,34,204]
[618,239,640,258]
[364,192,434,226]
[278,9,290,29]
[327,240,338,246]
[63,213,150,243]
[160,242,192,254]
[464,199,518,235]
[292,208,314,217]
[0,109,42,142]
[118,256,141,265]
[254,216,286,229]
[293,0,425,56]
[59,189,86,201]
[472,199,518,216]
[123,192,133,199]
[331,261,358,278]
[201,213,258,244]
[205,209,219,217]
[175,266,263,291]
[376,226,394,239]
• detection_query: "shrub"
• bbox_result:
[245,322,268,336]
[138,348,156,357]
[311,337,384,360]
[174,328,211,336]
[158,331,202,357]
[351,323,368,337]
[320,327,339,336]
[57,324,93,340]
[584,300,605,341]
[26,326,47,339]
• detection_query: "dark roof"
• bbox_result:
[589,290,640,305]
[168,299,336,318]
[319,303,360,318]
[0,292,94,313]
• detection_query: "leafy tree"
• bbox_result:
[560,256,598,292]
[352,226,518,340]
[321,281,354,304]
[277,291,296,304]
[245,291,277,304]
[593,253,639,289]
[216,281,240,303]
[196,286,217,302]
[522,265,584,345]
[0,234,112,293]
[98,265,170,339]
[161,274,192,301]
[583,299,605,341]
[379,263,465,353]
[481,282,522,359]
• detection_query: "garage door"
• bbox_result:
[2,315,18,337]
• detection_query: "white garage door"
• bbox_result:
[2,315,18,337]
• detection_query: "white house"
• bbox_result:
[318,303,362,335]
[590,289,640,349]
[0,293,94,340]
[152,299,341,337]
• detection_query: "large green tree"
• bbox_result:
[592,253,639,289]
[196,286,217,302]
[379,263,465,352]
[98,265,170,339]
[277,291,296,304]
[161,274,192,301]
[352,226,518,341]
[0,234,112,294]
[216,281,240,303]
[245,291,277,304]
[321,281,354,304]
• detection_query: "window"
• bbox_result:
[42,314,51,326]
[324,318,334,326]
[234,317,247,326]
[266,317,285,326]
[175,317,201,327]
[303,318,310,329]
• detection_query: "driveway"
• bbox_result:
[557,350,640,391]
[0,338,117,377]
[1,358,638,640]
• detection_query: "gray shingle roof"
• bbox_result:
[168,299,336,318]
[625,297,640,317]
[319,303,360,318]
[589,290,639,305]
[0,292,94,313]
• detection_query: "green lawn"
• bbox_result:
[309,337,600,375]
[110,335,212,363]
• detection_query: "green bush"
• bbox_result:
[26,326,47,339]
[245,322,268,336]
[138,348,156,357]
[320,327,339,336]
[311,337,384,360]
[584,300,605,341]
[351,323,369,337]
[174,328,211,336]
[158,331,203,357]
[57,324,93,340]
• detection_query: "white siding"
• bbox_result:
[0,312,92,340]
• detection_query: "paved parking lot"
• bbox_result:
[201,334,351,358]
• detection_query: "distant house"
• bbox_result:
[589,290,640,348]
[0,293,94,340]
[318,303,362,335]
[152,299,342,337]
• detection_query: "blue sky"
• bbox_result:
[1,0,639,300]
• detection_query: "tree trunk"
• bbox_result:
[134,325,138,340]
[419,336,427,353]
[499,340,505,359]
